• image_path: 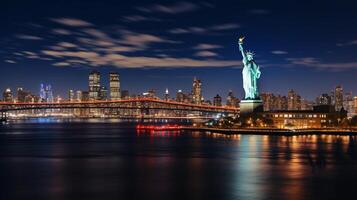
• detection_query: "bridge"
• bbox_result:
[0,98,239,120]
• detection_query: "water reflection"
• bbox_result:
[0,122,356,200]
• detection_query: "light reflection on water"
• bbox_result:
[0,120,356,200]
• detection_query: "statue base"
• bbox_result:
[239,99,263,116]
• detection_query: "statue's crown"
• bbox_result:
[246,50,255,56]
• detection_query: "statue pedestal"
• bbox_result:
[239,99,263,116]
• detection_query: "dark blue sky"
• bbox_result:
[1,0,356,101]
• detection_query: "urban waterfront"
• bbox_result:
[0,119,356,200]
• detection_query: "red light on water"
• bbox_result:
[136,124,182,130]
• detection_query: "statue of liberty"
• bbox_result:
[238,36,261,100]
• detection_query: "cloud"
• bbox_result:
[195,51,218,57]
[137,1,199,14]
[16,34,43,40]
[52,29,72,35]
[119,31,179,48]
[40,49,240,68]
[51,18,93,27]
[57,42,78,48]
[210,23,240,31]
[169,23,240,34]
[5,60,16,64]
[194,43,223,50]
[122,15,162,22]
[286,57,357,70]
[53,62,71,66]
[336,40,357,46]
[271,50,288,55]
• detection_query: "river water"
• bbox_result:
[0,119,356,200]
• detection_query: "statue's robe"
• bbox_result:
[242,59,260,99]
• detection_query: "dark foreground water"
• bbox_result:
[0,119,356,200]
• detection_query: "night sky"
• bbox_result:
[1,0,356,101]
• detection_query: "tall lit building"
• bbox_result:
[226,90,239,108]
[40,84,46,100]
[76,90,82,102]
[192,77,202,104]
[213,94,222,106]
[109,72,120,100]
[261,92,274,111]
[17,87,29,103]
[288,89,301,110]
[46,85,54,103]
[164,88,170,101]
[316,93,332,105]
[334,85,343,111]
[3,88,13,102]
[99,86,108,100]
[89,70,101,101]
[275,95,288,110]
[68,89,75,102]
[176,90,184,102]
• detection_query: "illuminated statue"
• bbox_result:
[238,36,261,100]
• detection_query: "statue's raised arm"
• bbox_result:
[238,36,247,62]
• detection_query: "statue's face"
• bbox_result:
[247,53,253,61]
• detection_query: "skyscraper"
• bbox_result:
[288,89,301,110]
[213,94,222,106]
[192,77,202,104]
[76,90,82,102]
[226,90,239,108]
[3,88,13,102]
[109,72,120,100]
[89,70,101,101]
[164,88,170,101]
[316,93,332,105]
[176,90,184,102]
[335,85,343,111]
[68,89,74,102]
[99,86,108,100]
[46,85,54,103]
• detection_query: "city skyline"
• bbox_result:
[1,0,357,100]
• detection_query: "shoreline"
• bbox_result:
[181,126,357,135]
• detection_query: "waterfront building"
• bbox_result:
[76,90,82,102]
[3,88,13,102]
[260,105,345,129]
[335,85,343,111]
[89,70,101,101]
[109,72,120,100]
[192,77,202,104]
[68,89,75,102]
[213,94,222,106]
